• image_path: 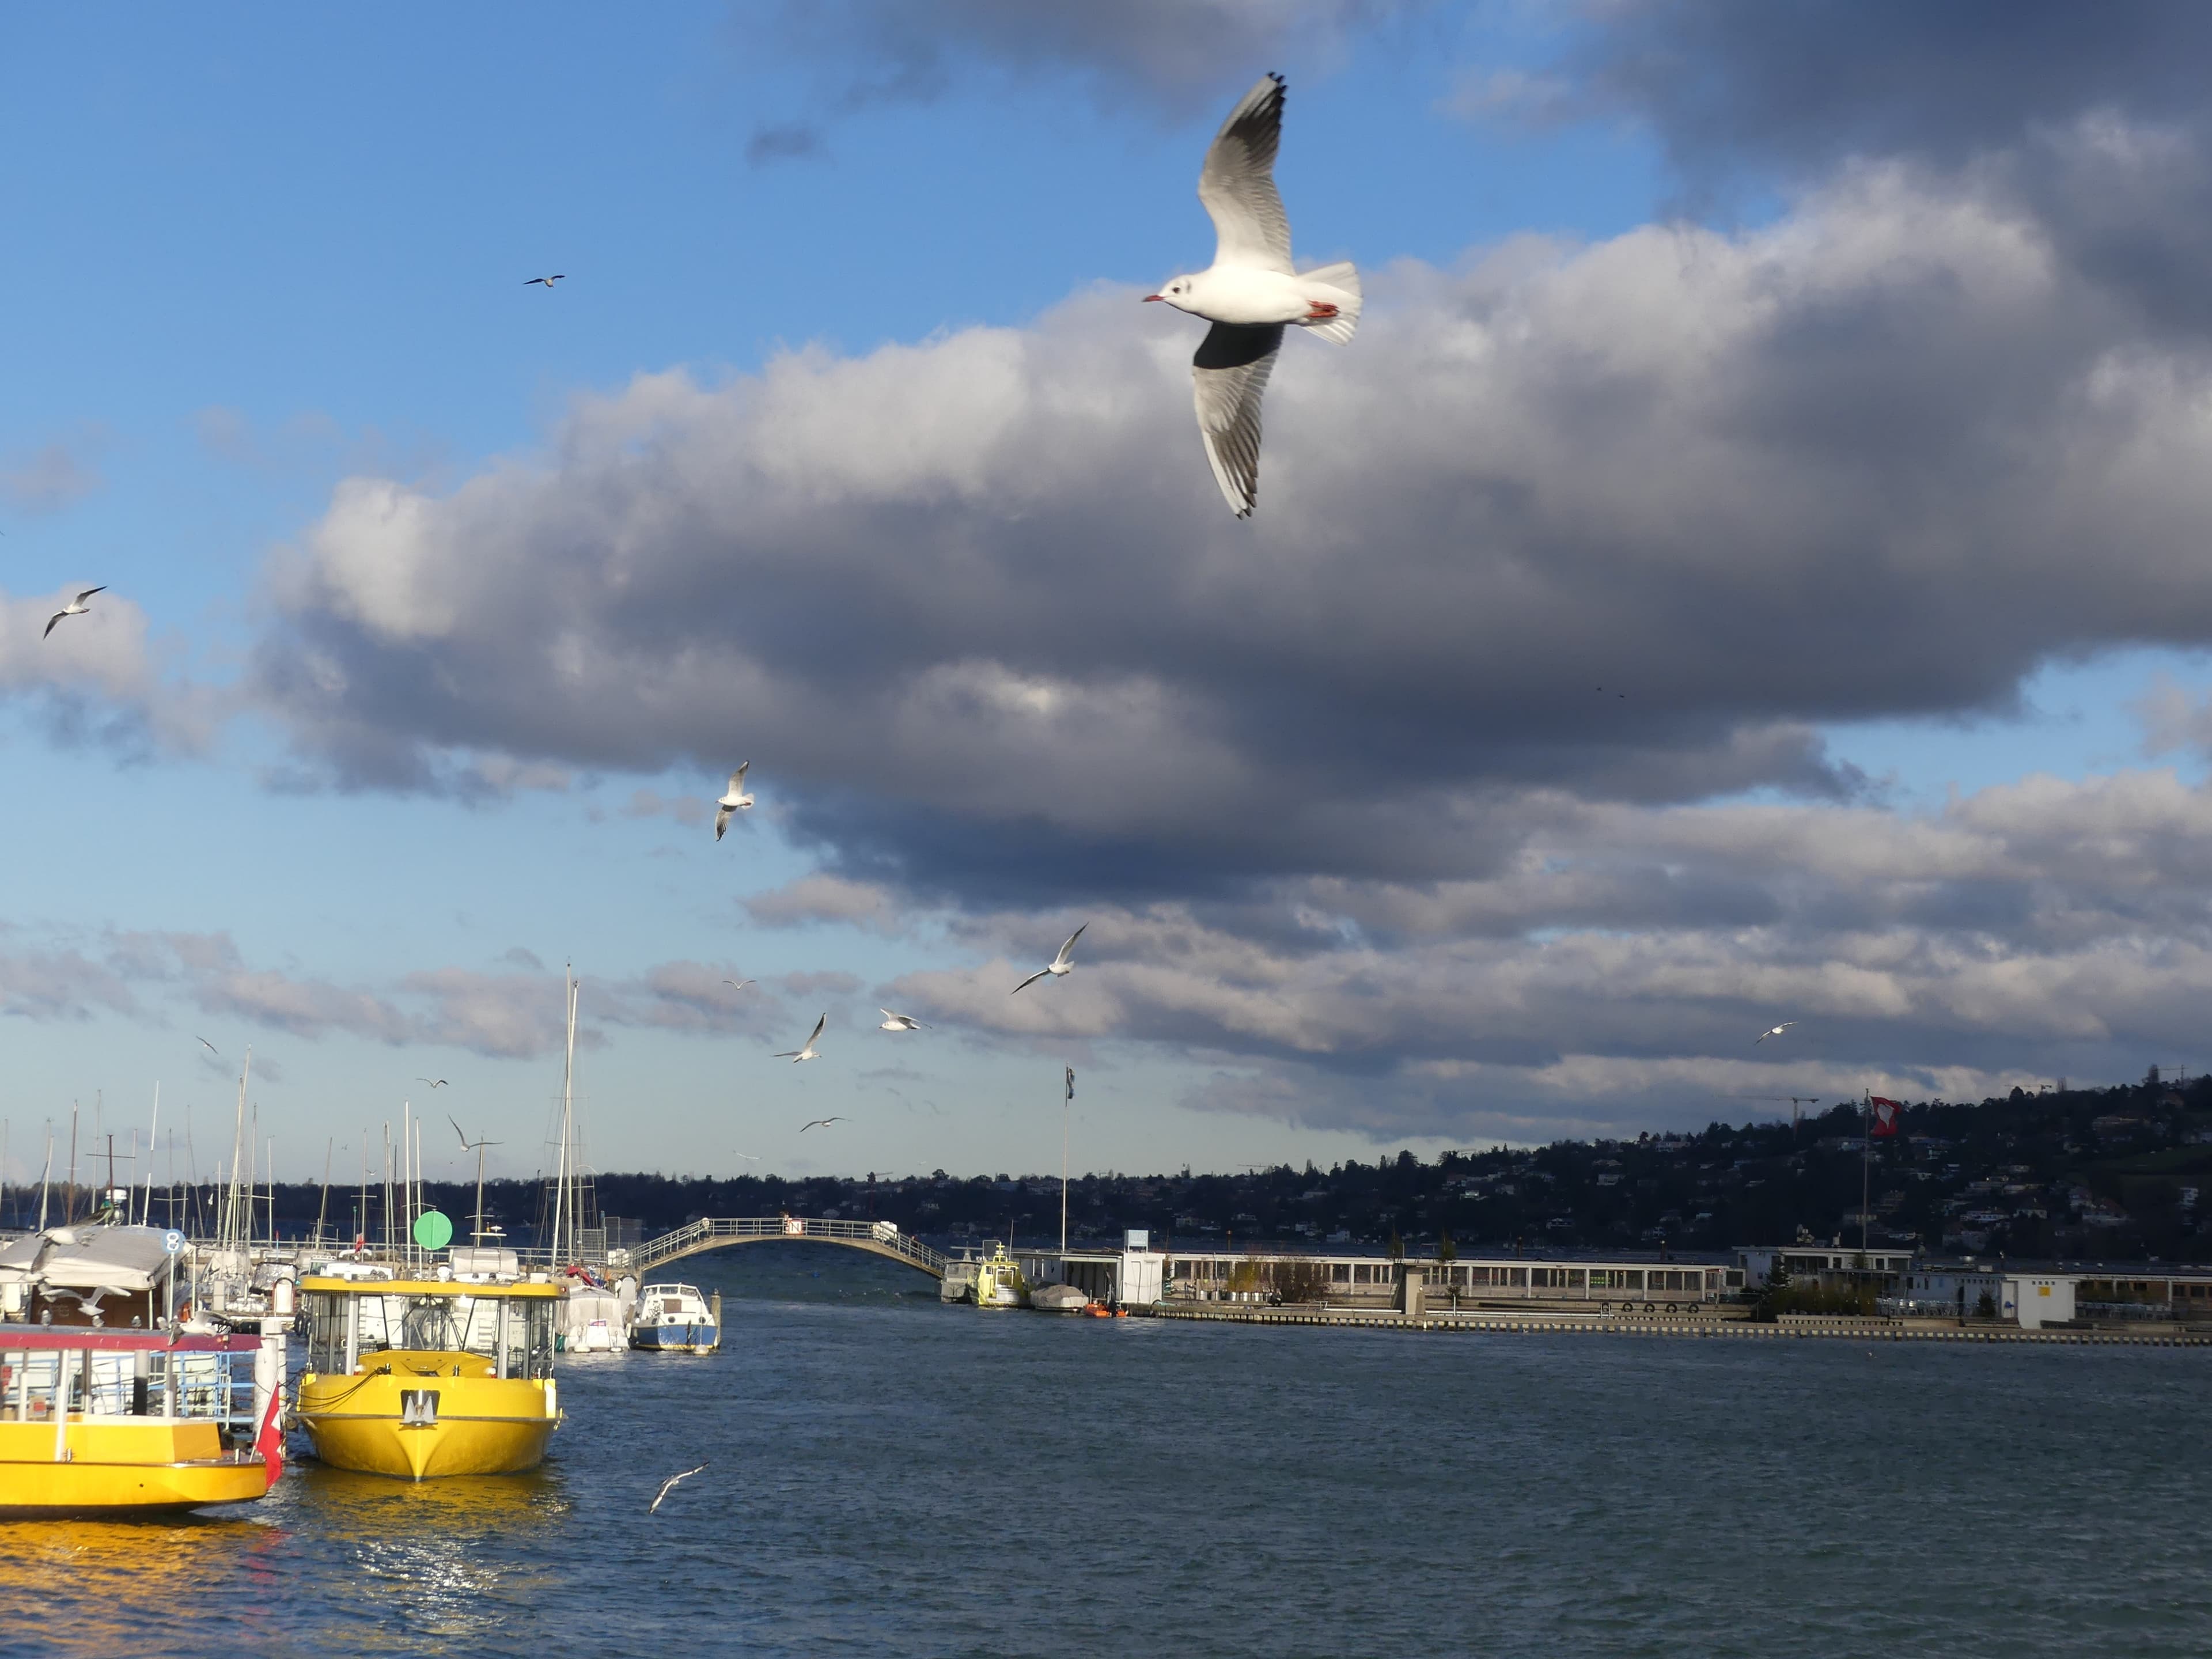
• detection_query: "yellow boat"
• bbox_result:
[0,1327,284,1517]
[294,1275,562,1481]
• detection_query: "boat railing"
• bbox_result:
[0,1326,266,1434]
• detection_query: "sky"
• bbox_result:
[8,1,2212,1192]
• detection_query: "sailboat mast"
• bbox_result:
[554,969,578,1266]
[142,1084,160,1228]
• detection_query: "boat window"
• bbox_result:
[506,1300,555,1379]
[402,1297,463,1352]
[303,1291,350,1372]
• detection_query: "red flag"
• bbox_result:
[1869,1096,1902,1138]
[255,1377,287,1483]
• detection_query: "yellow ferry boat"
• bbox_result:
[0,1326,285,1516]
[293,1274,562,1480]
[0,1225,286,1517]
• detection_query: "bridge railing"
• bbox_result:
[626,1217,948,1279]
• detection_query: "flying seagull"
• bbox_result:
[878,1009,927,1032]
[415,1077,449,1088]
[714,763,754,840]
[776,1013,827,1063]
[722,978,756,991]
[799,1116,846,1133]
[732,1151,762,1162]
[1755,1022,1797,1044]
[524,274,566,289]
[43,586,105,639]
[196,1037,219,1057]
[649,1462,706,1514]
[1145,73,1359,518]
[1012,924,1088,995]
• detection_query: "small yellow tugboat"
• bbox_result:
[293,1272,562,1480]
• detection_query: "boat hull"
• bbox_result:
[630,1323,718,1353]
[296,1354,558,1480]
[0,1419,272,1516]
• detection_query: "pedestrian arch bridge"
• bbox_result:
[623,1217,947,1280]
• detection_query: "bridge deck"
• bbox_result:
[624,1218,948,1279]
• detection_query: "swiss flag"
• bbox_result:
[1869,1097,1902,1138]
[255,1380,287,1483]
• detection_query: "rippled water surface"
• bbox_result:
[6,1244,2210,1658]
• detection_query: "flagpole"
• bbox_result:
[1861,1089,1872,1255]
[1059,1066,1073,1259]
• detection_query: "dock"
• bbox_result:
[1141,1304,2212,1346]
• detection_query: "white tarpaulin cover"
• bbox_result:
[1,1225,179,1293]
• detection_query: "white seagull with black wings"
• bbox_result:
[1146,73,1360,518]
[1012,925,1087,995]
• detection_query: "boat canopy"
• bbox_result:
[298,1279,557,1381]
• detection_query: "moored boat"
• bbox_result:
[0,1327,285,1516]
[293,1274,562,1480]
[630,1282,719,1353]
[0,1224,286,1517]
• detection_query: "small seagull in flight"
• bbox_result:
[523,274,566,290]
[722,978,756,991]
[649,1462,706,1514]
[196,1037,220,1057]
[1755,1022,1797,1044]
[878,1009,928,1032]
[732,1151,762,1162]
[799,1116,846,1133]
[714,763,754,840]
[776,1013,827,1063]
[1012,924,1088,995]
[1145,73,1359,518]
[43,586,105,639]
[415,1078,449,1088]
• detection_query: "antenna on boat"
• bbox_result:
[37,1123,53,1232]
[451,1116,502,1247]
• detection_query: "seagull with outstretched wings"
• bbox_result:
[1012,925,1087,995]
[44,586,105,639]
[776,1013,827,1063]
[1144,74,1360,517]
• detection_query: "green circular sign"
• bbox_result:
[412,1209,454,1251]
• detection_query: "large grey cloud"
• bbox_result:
[259,138,2212,894]
[874,764,2212,1137]
[749,0,1411,135]
[1557,0,2212,178]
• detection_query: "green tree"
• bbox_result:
[1387,1228,1404,1261]
[1437,1230,1457,1264]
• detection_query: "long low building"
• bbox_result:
[1160,1249,1740,1311]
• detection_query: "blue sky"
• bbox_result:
[7,3,2212,1191]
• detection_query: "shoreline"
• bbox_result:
[1138,1305,2212,1346]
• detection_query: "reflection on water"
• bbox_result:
[0,1512,282,1653]
[285,1464,570,1652]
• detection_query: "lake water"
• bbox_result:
[5,1243,2209,1658]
